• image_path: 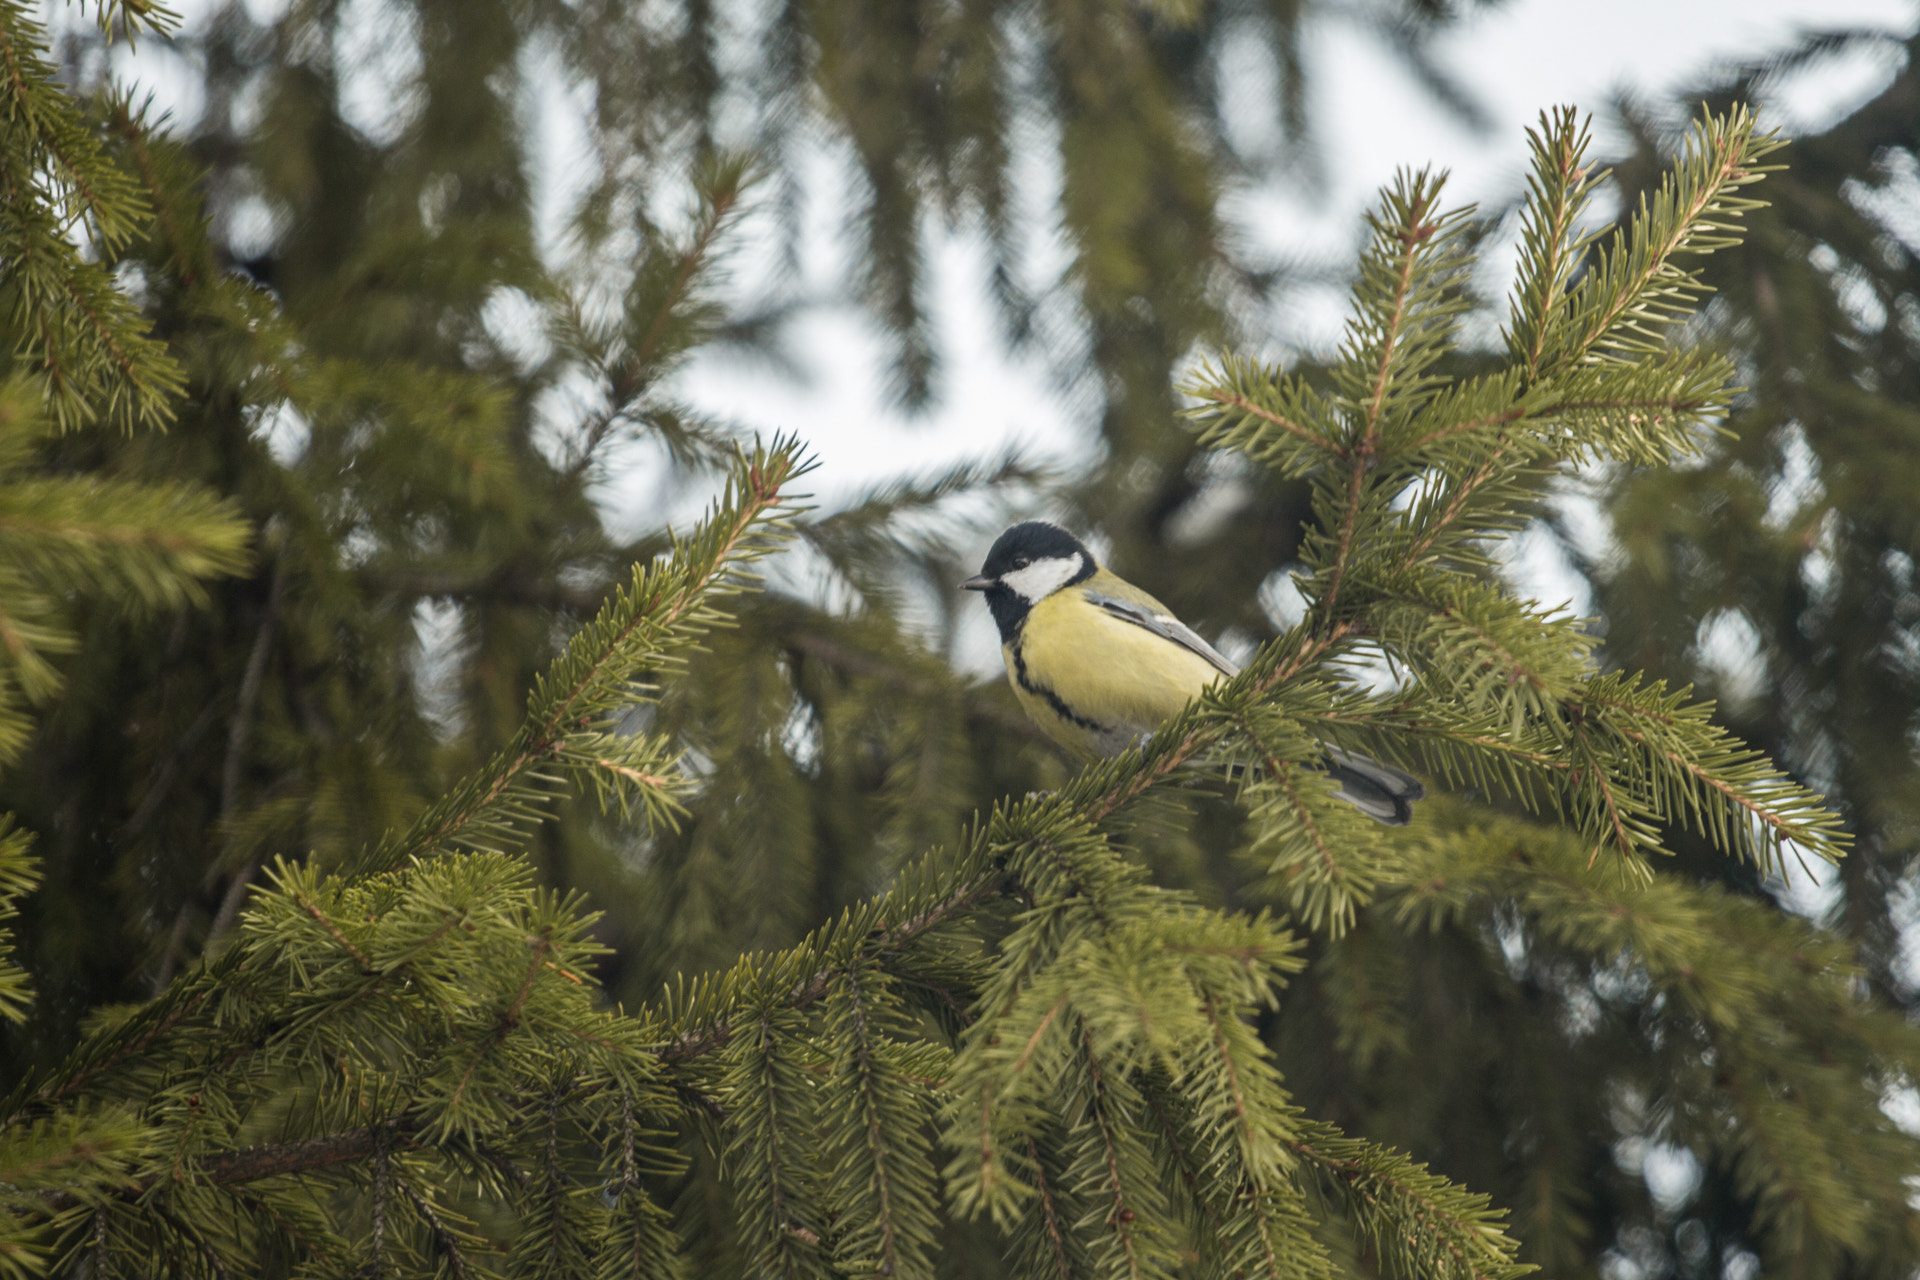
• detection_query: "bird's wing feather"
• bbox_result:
[1322,745,1426,826]
[1084,590,1240,678]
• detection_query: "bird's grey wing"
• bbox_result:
[1322,746,1426,826]
[1085,590,1240,678]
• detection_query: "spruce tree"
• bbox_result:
[8,0,1920,1276]
[1560,26,1920,1277]
[8,0,1911,1255]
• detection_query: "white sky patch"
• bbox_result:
[1556,474,1622,572]
[1765,841,1844,925]
[518,31,599,265]
[779,695,822,771]
[333,0,423,146]
[672,222,1089,512]
[1812,240,1894,333]
[1642,1143,1704,1213]
[1258,571,1309,631]
[1761,31,1910,133]
[246,399,311,466]
[1498,519,1594,621]
[1692,606,1768,707]
[220,191,285,262]
[1882,1081,1920,1134]
[1763,421,1824,531]
[411,597,468,740]
[481,286,553,375]
[1846,146,1920,255]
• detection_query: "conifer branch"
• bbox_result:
[1290,1125,1526,1280]
[565,159,750,482]
[102,101,205,288]
[1022,1136,1075,1280]
[727,1007,829,1277]
[1078,1026,1145,1280]
[829,965,910,1277]
[1200,390,1328,453]
[16,983,213,1117]
[1074,623,1357,827]
[366,439,807,872]
[1179,106,1816,889]
[1198,995,1253,1151]
[1552,108,1777,371]
[1613,721,1835,858]
[1139,1075,1218,1231]
[1393,449,1514,566]
[1510,107,1600,384]
[1363,193,1437,435]
[1575,740,1641,866]
[654,866,1006,1066]
[202,1123,410,1185]
[0,7,184,431]
[397,1179,470,1280]
[220,1185,346,1270]
[1399,408,1527,455]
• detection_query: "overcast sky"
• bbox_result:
[92,0,1919,508]
[671,0,1919,510]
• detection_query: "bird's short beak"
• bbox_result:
[960,574,994,592]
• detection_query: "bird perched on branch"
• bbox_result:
[963,521,1424,825]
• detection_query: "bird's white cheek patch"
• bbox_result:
[1001,554,1084,602]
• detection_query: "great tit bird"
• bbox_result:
[962,521,1424,825]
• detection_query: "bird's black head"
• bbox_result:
[961,521,1098,641]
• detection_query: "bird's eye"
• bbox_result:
[1011,556,1029,569]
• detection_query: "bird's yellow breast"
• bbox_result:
[1003,587,1226,760]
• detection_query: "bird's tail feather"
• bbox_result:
[1321,745,1425,826]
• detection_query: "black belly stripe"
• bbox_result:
[1010,640,1109,734]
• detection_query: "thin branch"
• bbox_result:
[1518,123,1587,384]
[1557,136,1752,372]
[1613,722,1825,848]
[383,456,791,868]
[1394,447,1512,569]
[562,182,740,485]
[840,965,903,1277]
[1024,1136,1074,1280]
[104,100,203,288]
[1079,1024,1143,1280]
[198,553,290,961]
[1198,389,1335,455]
[1084,625,1354,825]
[1288,1135,1495,1280]
[655,869,1006,1065]
[398,1178,471,1280]
[1399,408,1527,455]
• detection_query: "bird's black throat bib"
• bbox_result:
[983,585,1030,643]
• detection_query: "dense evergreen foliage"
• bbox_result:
[1575,28,1920,1277]
[1,0,1917,1276]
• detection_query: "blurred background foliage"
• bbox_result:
[6,0,1920,1275]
